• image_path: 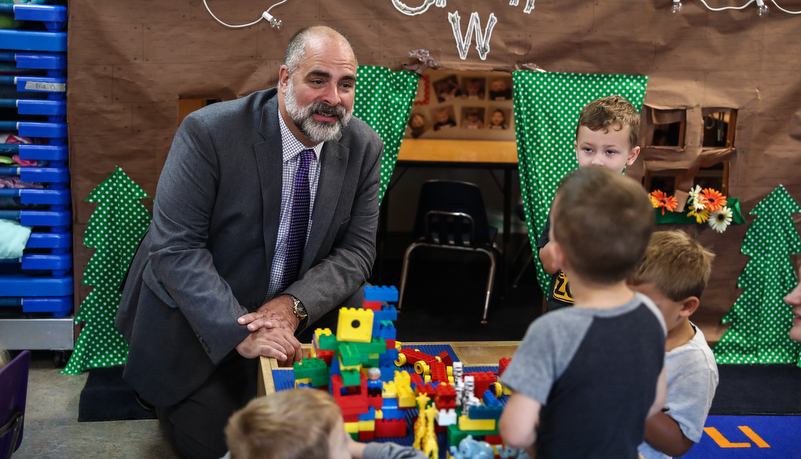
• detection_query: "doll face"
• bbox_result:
[491,111,505,125]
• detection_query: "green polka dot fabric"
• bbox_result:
[512,71,648,294]
[353,66,419,204]
[713,185,801,367]
[62,167,151,375]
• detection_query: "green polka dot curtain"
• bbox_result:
[713,185,801,367]
[353,66,419,204]
[512,71,649,294]
[62,167,151,375]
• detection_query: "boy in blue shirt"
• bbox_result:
[500,166,666,458]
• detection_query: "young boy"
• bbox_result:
[222,388,430,459]
[500,166,666,458]
[538,95,642,311]
[627,230,719,459]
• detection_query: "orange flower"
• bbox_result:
[650,190,678,215]
[700,188,727,213]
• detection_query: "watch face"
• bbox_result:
[295,301,308,318]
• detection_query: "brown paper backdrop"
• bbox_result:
[67,0,801,342]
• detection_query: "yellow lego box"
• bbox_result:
[336,308,374,343]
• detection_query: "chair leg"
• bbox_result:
[478,248,496,324]
[512,253,533,288]
[397,243,421,313]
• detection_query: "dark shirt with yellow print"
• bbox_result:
[537,215,574,312]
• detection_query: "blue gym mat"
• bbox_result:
[684,415,801,458]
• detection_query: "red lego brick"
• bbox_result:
[374,418,407,438]
[400,349,439,367]
[414,383,435,397]
[331,374,369,417]
[498,358,511,376]
[368,395,383,410]
[358,430,375,441]
[385,339,396,349]
[343,413,360,423]
[318,349,335,365]
[437,351,454,367]
[485,434,503,445]
[363,299,383,311]
[435,384,457,410]
[435,423,447,434]
[409,372,423,385]
[430,361,448,384]
[471,372,497,398]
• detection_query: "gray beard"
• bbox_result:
[284,78,352,143]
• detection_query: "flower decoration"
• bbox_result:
[688,185,707,211]
[709,206,733,233]
[687,208,710,224]
[650,190,678,215]
[700,188,727,213]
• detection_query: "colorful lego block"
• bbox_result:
[373,305,398,322]
[318,332,340,351]
[470,372,497,398]
[317,349,334,365]
[435,384,457,410]
[436,408,457,426]
[351,338,387,354]
[364,285,398,302]
[382,381,397,398]
[331,374,369,417]
[385,339,396,349]
[358,419,376,431]
[358,430,375,441]
[482,390,501,406]
[358,407,376,421]
[293,358,329,387]
[437,350,454,367]
[498,357,511,376]
[430,362,449,384]
[467,404,503,420]
[368,395,383,410]
[341,368,362,387]
[458,415,496,431]
[378,365,396,383]
[362,299,383,311]
[379,349,399,366]
[484,434,503,445]
[375,418,407,438]
[344,421,359,433]
[337,307,374,343]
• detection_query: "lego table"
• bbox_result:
[257,341,519,396]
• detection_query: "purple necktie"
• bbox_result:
[280,149,314,292]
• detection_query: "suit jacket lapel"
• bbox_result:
[304,138,348,272]
[255,96,283,274]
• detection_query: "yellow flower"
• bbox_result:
[687,209,709,224]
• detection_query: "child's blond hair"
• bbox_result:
[225,389,342,459]
[628,230,715,301]
[576,95,640,149]
[0,347,9,369]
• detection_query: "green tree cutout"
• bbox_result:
[713,185,801,367]
[62,166,151,375]
[353,66,419,205]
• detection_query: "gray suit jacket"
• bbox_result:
[116,89,383,406]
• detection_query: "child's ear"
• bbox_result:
[679,296,700,318]
[550,240,568,272]
[626,146,641,166]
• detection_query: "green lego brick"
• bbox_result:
[359,352,379,367]
[340,342,361,367]
[318,333,340,351]
[341,368,362,387]
[349,432,358,441]
[350,337,387,354]
[293,358,329,382]
[447,423,499,446]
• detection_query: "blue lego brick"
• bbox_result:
[379,349,399,366]
[378,365,395,383]
[482,390,501,406]
[364,286,398,302]
[330,357,341,377]
[377,321,397,340]
[373,305,398,323]
[296,381,312,388]
[381,407,406,420]
[359,407,376,421]
[382,398,398,410]
[467,404,503,420]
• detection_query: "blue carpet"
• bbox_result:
[684,415,801,458]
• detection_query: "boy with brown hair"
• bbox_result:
[222,388,429,459]
[628,230,719,459]
[500,166,667,458]
[538,94,642,311]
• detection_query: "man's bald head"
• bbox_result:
[284,26,357,75]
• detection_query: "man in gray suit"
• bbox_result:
[116,26,383,459]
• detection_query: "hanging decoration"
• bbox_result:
[713,185,801,367]
[61,167,151,375]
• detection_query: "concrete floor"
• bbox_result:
[12,351,180,459]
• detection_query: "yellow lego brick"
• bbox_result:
[344,421,359,433]
[398,388,416,408]
[336,308,374,343]
[376,410,383,419]
[358,420,375,431]
[294,378,311,388]
[382,381,397,398]
[458,415,496,431]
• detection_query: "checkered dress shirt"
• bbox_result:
[266,113,323,298]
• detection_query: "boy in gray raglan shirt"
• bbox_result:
[499,166,667,459]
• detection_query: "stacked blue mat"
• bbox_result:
[0,2,71,317]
